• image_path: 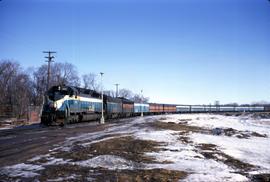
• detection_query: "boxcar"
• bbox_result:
[119,97,134,117]
[163,104,176,113]
[149,103,164,113]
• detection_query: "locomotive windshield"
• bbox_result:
[48,91,67,101]
[47,86,73,101]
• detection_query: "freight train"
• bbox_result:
[41,85,266,125]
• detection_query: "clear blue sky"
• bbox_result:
[1,0,270,104]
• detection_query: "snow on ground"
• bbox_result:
[0,163,44,178]
[159,114,270,177]
[134,129,179,143]
[1,114,269,181]
[191,133,270,171]
[165,114,270,136]
[47,174,80,182]
[134,125,249,181]
[74,155,135,170]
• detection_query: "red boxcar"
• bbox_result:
[149,103,164,113]
[163,104,177,113]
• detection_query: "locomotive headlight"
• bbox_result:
[49,102,55,109]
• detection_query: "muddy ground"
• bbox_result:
[0,114,270,181]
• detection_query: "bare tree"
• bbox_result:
[117,88,150,102]
[118,88,133,99]
[104,90,115,97]
[0,60,20,105]
[12,73,33,118]
[0,60,33,118]
[82,73,100,91]
[32,62,80,105]
[53,62,80,86]
[132,94,149,103]
[32,64,47,105]
[251,101,270,105]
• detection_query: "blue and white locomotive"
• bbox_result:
[41,85,103,125]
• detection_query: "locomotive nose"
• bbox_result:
[47,102,56,111]
[49,102,55,108]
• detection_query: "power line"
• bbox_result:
[43,51,56,90]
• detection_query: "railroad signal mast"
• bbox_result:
[43,51,56,90]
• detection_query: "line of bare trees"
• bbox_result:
[103,89,149,103]
[0,59,149,118]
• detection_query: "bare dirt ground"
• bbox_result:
[0,118,187,182]
[0,114,270,181]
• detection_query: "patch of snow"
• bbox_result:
[47,174,79,182]
[0,163,44,178]
[185,172,248,182]
[146,153,248,181]
[166,114,270,136]
[81,134,130,147]
[144,143,248,181]
[75,155,135,170]
[191,133,270,171]
[43,157,70,166]
[134,129,179,143]
[213,154,226,160]
[28,156,43,162]
[28,155,70,166]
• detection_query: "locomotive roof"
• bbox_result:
[106,95,122,103]
[73,86,101,98]
[48,85,101,98]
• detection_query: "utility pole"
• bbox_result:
[141,89,143,117]
[43,51,56,90]
[115,83,119,97]
[100,72,105,124]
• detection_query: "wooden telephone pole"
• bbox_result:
[43,51,56,90]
